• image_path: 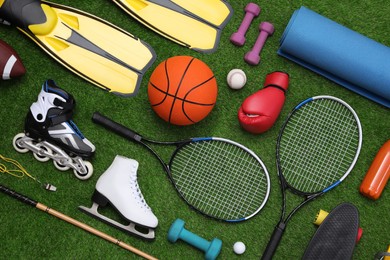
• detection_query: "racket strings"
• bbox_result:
[170,140,268,220]
[289,100,357,186]
[175,143,264,216]
[284,113,347,189]
[279,98,360,193]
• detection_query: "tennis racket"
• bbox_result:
[261,96,362,259]
[92,112,270,222]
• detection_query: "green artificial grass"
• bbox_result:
[1,0,389,259]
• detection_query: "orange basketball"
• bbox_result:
[148,56,218,126]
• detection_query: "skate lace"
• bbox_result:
[130,175,151,211]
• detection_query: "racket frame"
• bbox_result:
[92,112,271,222]
[168,137,270,222]
[262,96,362,260]
[277,96,362,219]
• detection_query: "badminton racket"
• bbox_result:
[261,96,362,259]
[92,112,270,222]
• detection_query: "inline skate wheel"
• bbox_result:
[12,133,29,153]
[74,161,93,180]
[33,143,52,162]
[53,160,71,171]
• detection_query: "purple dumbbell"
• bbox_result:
[244,22,274,66]
[230,3,261,46]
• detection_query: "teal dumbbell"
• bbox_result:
[167,219,222,260]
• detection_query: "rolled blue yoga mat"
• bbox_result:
[278,6,390,108]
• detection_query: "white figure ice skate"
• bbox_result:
[79,155,158,240]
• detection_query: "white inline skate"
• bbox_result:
[12,79,95,180]
[79,155,158,240]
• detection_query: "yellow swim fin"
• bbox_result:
[112,0,233,53]
[0,0,156,96]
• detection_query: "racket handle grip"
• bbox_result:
[261,221,286,260]
[92,112,142,142]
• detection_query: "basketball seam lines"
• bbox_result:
[150,57,216,124]
[149,82,216,106]
[149,60,171,106]
[181,76,216,122]
[168,58,194,123]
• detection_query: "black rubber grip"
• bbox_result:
[92,112,142,142]
[0,184,38,207]
[0,0,46,30]
[261,221,286,260]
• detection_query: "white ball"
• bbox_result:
[233,241,246,255]
[227,69,247,90]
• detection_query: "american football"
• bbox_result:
[0,39,25,80]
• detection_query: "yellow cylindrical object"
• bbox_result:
[314,209,329,225]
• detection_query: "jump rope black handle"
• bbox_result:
[92,112,142,142]
[261,221,286,260]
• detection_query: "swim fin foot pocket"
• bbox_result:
[0,0,156,97]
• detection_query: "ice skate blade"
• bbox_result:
[78,203,155,240]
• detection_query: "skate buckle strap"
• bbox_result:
[50,97,75,125]
[53,96,75,110]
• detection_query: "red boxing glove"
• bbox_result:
[238,71,289,134]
